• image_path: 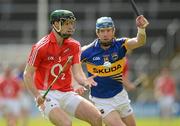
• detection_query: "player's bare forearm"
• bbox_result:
[126,15,149,50]
[24,65,45,106]
[72,64,87,85]
[126,30,146,50]
[24,74,40,97]
[23,65,40,98]
[136,29,146,46]
[72,64,97,87]
[136,15,148,47]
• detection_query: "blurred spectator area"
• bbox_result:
[0,0,180,74]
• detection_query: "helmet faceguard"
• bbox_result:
[96,17,115,47]
[50,10,76,39]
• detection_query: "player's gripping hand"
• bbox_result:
[136,15,149,29]
[35,95,45,107]
[84,75,97,88]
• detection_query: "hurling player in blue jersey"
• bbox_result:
[81,15,149,126]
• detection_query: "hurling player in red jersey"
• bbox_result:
[23,10,102,126]
[122,57,137,91]
[154,67,176,119]
[0,66,21,126]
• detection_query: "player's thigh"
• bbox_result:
[103,110,125,126]
[122,114,136,126]
[75,98,101,122]
[49,107,72,126]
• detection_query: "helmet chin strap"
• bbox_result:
[53,23,71,39]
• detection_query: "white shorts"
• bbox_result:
[19,92,32,110]
[38,90,83,119]
[158,96,175,110]
[0,98,21,116]
[90,89,133,118]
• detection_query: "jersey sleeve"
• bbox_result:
[116,38,129,56]
[120,37,129,50]
[80,49,88,63]
[27,44,44,67]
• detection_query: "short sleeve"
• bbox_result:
[120,38,129,50]
[27,45,44,67]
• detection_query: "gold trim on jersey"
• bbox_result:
[86,57,126,77]
[121,38,129,49]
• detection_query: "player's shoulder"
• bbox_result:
[66,38,81,47]
[65,38,81,53]
[82,39,98,53]
[34,35,50,50]
[115,37,128,43]
[114,37,129,47]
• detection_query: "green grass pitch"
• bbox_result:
[0,116,180,126]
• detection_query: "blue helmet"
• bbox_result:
[96,17,115,30]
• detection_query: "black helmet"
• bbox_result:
[50,9,76,24]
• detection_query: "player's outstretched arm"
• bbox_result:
[126,15,149,50]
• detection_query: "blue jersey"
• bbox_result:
[81,38,128,98]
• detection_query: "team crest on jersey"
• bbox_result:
[112,52,118,61]
[103,55,110,62]
[63,48,70,53]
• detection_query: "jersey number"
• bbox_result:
[51,63,65,80]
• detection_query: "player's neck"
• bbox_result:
[100,42,111,50]
[53,30,64,46]
[100,45,111,50]
[57,38,64,46]
[99,39,112,50]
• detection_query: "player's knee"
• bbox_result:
[90,114,102,126]
[96,116,103,125]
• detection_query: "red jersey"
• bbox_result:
[0,77,21,99]
[157,76,175,97]
[27,32,81,92]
